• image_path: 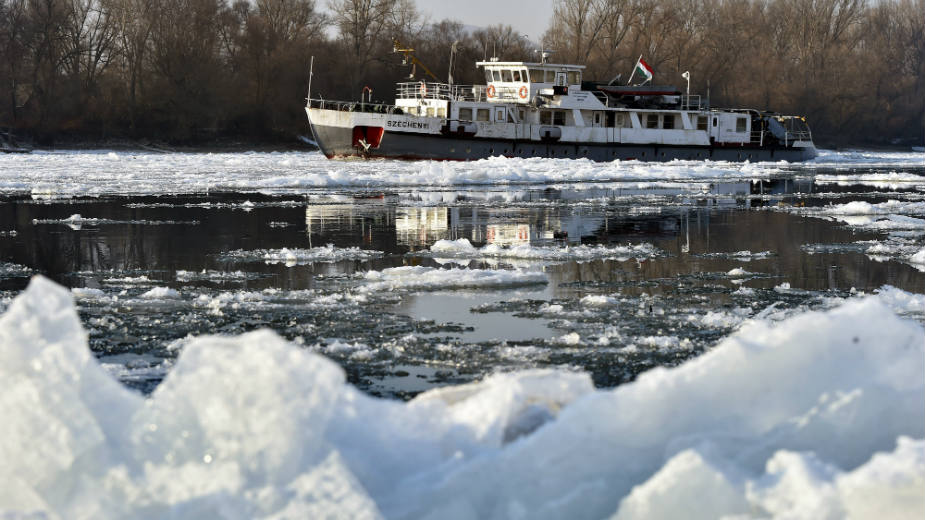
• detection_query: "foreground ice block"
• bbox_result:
[0,275,923,519]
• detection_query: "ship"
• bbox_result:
[304,50,817,163]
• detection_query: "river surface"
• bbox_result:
[1,149,923,397]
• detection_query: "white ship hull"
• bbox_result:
[306,105,817,162]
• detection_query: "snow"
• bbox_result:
[1,275,923,518]
[2,149,920,196]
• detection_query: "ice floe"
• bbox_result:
[220,244,385,265]
[0,262,31,278]
[361,266,548,292]
[422,238,660,262]
[1,276,922,519]
[32,213,198,227]
[2,149,920,196]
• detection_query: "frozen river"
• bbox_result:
[1,149,924,518]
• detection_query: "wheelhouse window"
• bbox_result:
[476,108,490,121]
[458,107,473,121]
[484,70,493,83]
[502,70,513,82]
[492,70,501,81]
[646,114,659,129]
[736,117,747,132]
[512,70,521,82]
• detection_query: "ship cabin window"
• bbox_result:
[712,117,718,127]
[646,114,659,129]
[553,111,566,126]
[663,115,675,129]
[529,69,545,83]
[605,112,615,127]
[594,113,601,126]
[736,117,747,132]
[458,107,473,121]
[476,108,490,121]
[437,107,446,117]
[518,109,525,120]
[567,71,581,85]
[618,113,627,127]
[542,70,553,82]
[540,110,550,125]
[426,107,435,117]
[697,116,708,131]
[495,107,505,121]
[507,111,516,123]
[502,69,513,82]
[407,106,418,115]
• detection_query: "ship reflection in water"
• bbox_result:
[1,174,923,397]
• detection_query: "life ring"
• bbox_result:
[486,85,496,98]
[419,82,427,96]
[518,86,528,99]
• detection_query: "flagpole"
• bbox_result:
[626,54,642,85]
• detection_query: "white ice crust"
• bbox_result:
[2,149,922,196]
[426,238,660,261]
[1,276,923,519]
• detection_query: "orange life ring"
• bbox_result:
[486,85,496,98]
[518,86,528,99]
[419,82,427,96]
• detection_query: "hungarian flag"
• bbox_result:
[635,57,654,84]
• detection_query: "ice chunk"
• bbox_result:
[139,287,181,299]
[361,266,547,292]
[612,450,749,520]
[422,237,660,262]
[1,276,923,519]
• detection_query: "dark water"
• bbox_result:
[2,173,924,398]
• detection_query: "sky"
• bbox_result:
[414,0,557,41]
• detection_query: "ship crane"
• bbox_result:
[392,39,440,82]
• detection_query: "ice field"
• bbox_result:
[1,148,924,518]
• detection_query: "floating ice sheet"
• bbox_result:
[361,266,548,292]
[3,149,920,196]
[220,244,385,265]
[1,276,923,519]
[421,238,661,262]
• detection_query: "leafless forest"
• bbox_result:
[1,0,922,146]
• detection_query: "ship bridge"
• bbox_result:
[476,61,585,103]
[393,61,586,108]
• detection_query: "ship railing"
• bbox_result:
[307,98,405,115]
[396,81,457,100]
[592,91,610,106]
[784,130,813,146]
[680,95,703,110]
